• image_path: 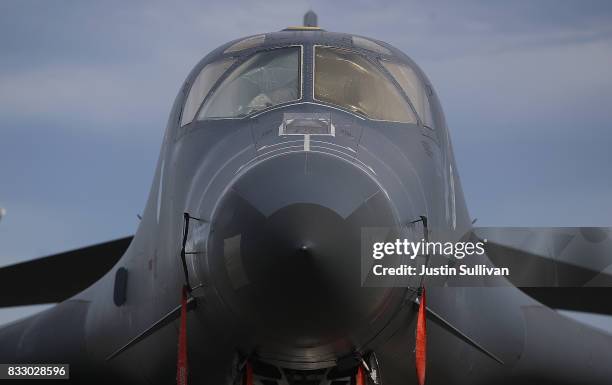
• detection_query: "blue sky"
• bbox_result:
[1,0,612,323]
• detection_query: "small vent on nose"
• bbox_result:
[280,112,334,136]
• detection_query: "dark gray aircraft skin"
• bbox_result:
[2,23,612,385]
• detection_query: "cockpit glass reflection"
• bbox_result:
[198,47,301,119]
[381,60,434,128]
[181,58,234,126]
[314,46,416,123]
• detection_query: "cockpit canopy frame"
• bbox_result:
[178,33,438,129]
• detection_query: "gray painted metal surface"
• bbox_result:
[1,23,611,385]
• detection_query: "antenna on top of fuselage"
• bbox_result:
[283,10,322,31]
[303,10,318,27]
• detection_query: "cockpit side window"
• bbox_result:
[381,61,434,128]
[181,58,234,126]
[314,46,416,123]
[352,36,392,56]
[198,47,301,119]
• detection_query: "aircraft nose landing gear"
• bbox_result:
[232,353,381,385]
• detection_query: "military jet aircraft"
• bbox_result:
[1,12,611,385]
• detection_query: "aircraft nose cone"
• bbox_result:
[207,151,402,346]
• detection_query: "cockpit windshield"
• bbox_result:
[198,47,301,119]
[314,46,416,123]
[380,60,434,128]
[181,58,234,126]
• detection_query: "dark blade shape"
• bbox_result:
[0,236,133,307]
